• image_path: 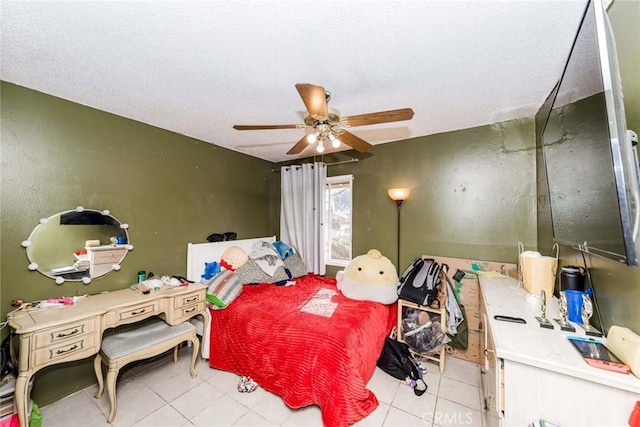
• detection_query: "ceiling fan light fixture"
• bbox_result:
[307,132,318,144]
[329,133,341,148]
[316,141,325,153]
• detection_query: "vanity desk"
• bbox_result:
[7,284,209,427]
[479,276,640,426]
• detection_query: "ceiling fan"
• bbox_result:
[233,83,415,155]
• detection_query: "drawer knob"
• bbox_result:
[185,296,198,303]
[184,307,196,314]
[131,309,146,316]
[56,328,79,338]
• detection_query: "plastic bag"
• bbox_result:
[401,309,450,354]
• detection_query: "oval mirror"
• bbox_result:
[22,207,133,284]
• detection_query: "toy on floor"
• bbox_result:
[336,249,399,304]
[237,376,258,393]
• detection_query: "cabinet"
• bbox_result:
[479,276,640,426]
[397,298,446,374]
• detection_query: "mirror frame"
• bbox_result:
[21,206,134,284]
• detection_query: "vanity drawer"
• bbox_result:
[33,318,99,349]
[32,334,98,368]
[174,290,204,309]
[172,301,205,323]
[116,302,161,323]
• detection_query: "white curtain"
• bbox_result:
[280,162,327,275]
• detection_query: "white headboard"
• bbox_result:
[186,236,276,282]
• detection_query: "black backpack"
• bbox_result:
[376,337,427,396]
[397,258,444,307]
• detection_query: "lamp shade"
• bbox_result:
[387,188,411,201]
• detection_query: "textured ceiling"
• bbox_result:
[1,0,590,163]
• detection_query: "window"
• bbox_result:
[325,174,352,267]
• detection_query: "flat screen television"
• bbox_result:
[541,0,640,266]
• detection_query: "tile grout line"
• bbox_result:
[45,355,484,427]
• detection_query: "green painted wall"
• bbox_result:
[2,0,637,406]
[0,82,274,404]
[535,0,640,335]
[278,116,537,278]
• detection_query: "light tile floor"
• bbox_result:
[39,348,484,427]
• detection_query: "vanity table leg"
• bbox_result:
[190,336,200,378]
[106,367,118,423]
[93,354,105,398]
[15,373,32,427]
[201,310,211,359]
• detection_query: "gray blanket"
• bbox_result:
[250,240,284,277]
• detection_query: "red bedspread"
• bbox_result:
[208,274,396,426]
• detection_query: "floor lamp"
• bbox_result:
[387,188,411,271]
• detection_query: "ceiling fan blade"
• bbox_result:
[287,135,311,155]
[339,130,374,153]
[233,124,306,130]
[295,83,328,119]
[343,108,415,127]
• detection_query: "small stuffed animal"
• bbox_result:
[201,261,221,280]
[220,246,249,271]
[336,249,399,304]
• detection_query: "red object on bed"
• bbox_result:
[208,274,396,426]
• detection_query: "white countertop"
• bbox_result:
[479,276,640,394]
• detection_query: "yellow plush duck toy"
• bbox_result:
[336,249,399,304]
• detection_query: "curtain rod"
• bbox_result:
[271,158,359,172]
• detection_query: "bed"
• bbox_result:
[187,236,277,358]
[186,237,396,427]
